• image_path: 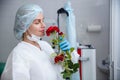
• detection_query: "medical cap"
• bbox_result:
[14,4,43,40]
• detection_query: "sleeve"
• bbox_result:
[12,50,30,80]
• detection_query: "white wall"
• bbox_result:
[0,0,110,80]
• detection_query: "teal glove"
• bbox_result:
[59,40,70,51]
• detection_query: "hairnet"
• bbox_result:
[14,4,43,40]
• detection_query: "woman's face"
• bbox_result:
[28,13,45,37]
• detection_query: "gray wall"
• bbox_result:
[0,0,110,80]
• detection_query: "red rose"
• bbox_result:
[53,26,59,33]
[59,32,63,35]
[46,26,59,36]
[54,54,64,63]
[46,26,53,36]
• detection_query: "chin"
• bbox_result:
[39,34,45,37]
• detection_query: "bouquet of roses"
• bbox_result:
[46,25,79,79]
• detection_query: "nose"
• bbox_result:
[41,21,46,28]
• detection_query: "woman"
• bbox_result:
[1,4,79,80]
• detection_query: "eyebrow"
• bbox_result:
[33,18,44,22]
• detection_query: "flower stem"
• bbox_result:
[66,50,71,59]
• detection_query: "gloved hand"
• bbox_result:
[59,40,70,51]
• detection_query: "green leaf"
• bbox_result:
[62,71,71,79]
[67,60,73,68]
[73,63,80,73]
[70,47,75,53]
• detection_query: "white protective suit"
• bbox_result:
[1,41,79,80]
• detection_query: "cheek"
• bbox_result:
[29,25,40,33]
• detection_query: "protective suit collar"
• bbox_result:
[27,34,42,44]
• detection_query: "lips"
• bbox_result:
[39,30,44,32]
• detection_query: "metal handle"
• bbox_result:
[79,57,89,62]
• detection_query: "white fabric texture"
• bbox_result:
[1,41,61,80]
[1,41,79,80]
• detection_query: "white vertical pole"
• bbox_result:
[110,0,114,79]
[110,0,120,80]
